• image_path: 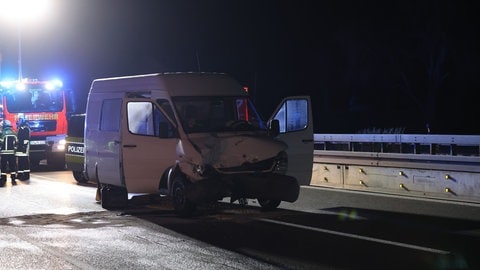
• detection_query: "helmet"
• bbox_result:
[3,120,11,128]
[17,118,25,126]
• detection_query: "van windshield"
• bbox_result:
[173,96,266,134]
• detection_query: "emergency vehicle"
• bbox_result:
[0,78,68,169]
[65,113,87,182]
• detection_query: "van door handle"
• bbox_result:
[302,139,313,143]
[123,144,137,148]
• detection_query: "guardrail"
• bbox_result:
[311,134,480,203]
[314,134,480,156]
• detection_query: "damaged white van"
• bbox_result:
[85,72,313,216]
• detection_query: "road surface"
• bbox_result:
[0,170,479,269]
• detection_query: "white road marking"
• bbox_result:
[257,218,450,255]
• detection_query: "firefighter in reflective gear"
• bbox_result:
[0,120,18,186]
[16,118,30,180]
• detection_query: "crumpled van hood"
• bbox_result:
[188,133,287,169]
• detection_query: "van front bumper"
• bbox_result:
[185,173,300,204]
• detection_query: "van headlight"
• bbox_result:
[273,151,288,174]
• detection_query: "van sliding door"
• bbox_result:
[95,98,123,186]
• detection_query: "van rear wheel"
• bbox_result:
[101,185,128,210]
[258,198,281,211]
[172,176,196,217]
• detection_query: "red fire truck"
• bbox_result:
[0,78,67,169]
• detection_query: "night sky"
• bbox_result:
[0,0,479,134]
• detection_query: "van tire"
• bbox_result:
[258,198,281,211]
[101,186,128,210]
[172,176,196,217]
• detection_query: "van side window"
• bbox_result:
[100,99,122,131]
[127,101,175,137]
[274,98,309,133]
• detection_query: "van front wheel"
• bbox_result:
[172,176,196,217]
[258,198,281,211]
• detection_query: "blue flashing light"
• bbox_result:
[45,82,55,90]
[16,83,26,91]
[0,78,63,91]
[45,79,63,91]
[52,79,63,88]
[1,81,14,88]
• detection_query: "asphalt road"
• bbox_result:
[1,169,479,269]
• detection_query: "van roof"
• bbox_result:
[90,72,247,97]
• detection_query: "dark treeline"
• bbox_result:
[1,1,478,134]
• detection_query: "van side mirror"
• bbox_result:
[267,119,280,137]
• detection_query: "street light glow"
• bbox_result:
[0,0,52,80]
[0,0,51,23]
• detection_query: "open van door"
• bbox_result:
[121,97,179,194]
[270,96,313,186]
